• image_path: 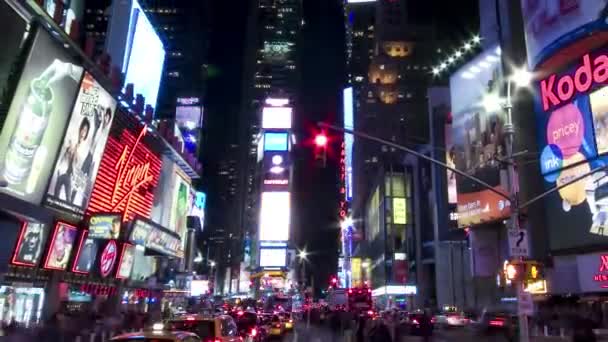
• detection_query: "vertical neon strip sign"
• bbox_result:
[343,87,354,202]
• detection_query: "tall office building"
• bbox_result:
[232,0,302,294]
[83,0,209,118]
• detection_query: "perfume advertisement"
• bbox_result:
[0,28,83,204]
[45,72,116,215]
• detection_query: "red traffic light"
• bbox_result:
[331,277,337,284]
[314,134,328,147]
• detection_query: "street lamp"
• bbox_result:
[340,217,354,230]
[297,248,308,261]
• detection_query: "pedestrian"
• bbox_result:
[572,314,596,342]
[355,315,366,342]
[368,318,392,342]
[330,309,342,342]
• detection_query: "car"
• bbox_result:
[406,312,434,336]
[278,312,294,330]
[233,310,265,341]
[111,330,201,342]
[474,310,517,339]
[266,315,285,337]
[434,311,470,327]
[163,314,242,342]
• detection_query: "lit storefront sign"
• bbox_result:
[87,114,162,221]
[577,252,608,292]
[371,285,417,297]
[343,87,354,202]
[525,280,548,294]
[392,197,407,224]
[88,213,122,239]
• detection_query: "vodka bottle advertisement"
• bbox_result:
[0,28,83,204]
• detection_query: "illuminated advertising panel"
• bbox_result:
[520,0,608,69]
[259,192,290,241]
[190,191,206,233]
[534,48,608,251]
[88,213,122,240]
[170,173,191,250]
[577,252,608,292]
[190,280,209,296]
[0,28,83,204]
[343,87,354,202]
[11,222,49,267]
[72,230,99,274]
[116,243,135,279]
[44,222,78,271]
[449,45,510,227]
[129,217,182,258]
[263,41,292,62]
[86,111,162,222]
[98,239,118,278]
[263,151,290,190]
[44,72,116,216]
[347,0,376,2]
[107,0,165,109]
[264,132,289,151]
[262,107,292,129]
[392,197,407,224]
[259,247,287,268]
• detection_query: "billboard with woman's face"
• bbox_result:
[44,222,78,270]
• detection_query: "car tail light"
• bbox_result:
[367,288,372,293]
[348,289,353,294]
[431,317,437,323]
[367,310,374,316]
[274,323,281,328]
[412,319,420,325]
[250,328,257,337]
[489,319,504,327]
[186,316,196,321]
[289,319,293,323]
[238,310,244,316]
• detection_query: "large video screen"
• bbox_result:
[262,107,292,129]
[44,72,116,215]
[0,28,83,205]
[534,47,608,251]
[449,45,510,227]
[0,0,28,110]
[343,87,354,201]
[259,192,290,241]
[107,0,165,110]
[259,247,287,268]
[520,0,608,69]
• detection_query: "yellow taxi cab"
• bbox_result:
[111,330,201,342]
[278,312,294,330]
[163,314,242,342]
[267,315,284,337]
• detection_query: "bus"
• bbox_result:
[347,286,372,313]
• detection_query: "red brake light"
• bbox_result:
[489,319,504,327]
[238,310,244,316]
[367,288,372,293]
[412,319,420,325]
[250,328,257,337]
[367,310,374,316]
[186,316,196,321]
[289,319,293,323]
[348,289,353,294]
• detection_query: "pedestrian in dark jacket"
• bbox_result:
[369,320,392,342]
[572,315,596,342]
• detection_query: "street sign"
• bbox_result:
[508,229,529,257]
[517,287,534,316]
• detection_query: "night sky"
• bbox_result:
[203,0,479,293]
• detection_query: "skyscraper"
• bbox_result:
[232,0,302,294]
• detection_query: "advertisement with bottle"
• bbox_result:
[534,47,608,251]
[0,28,84,204]
[11,222,49,267]
[44,222,78,270]
[520,0,608,69]
[449,45,510,227]
[45,72,116,215]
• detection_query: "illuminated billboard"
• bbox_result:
[0,28,83,205]
[449,45,510,227]
[86,111,163,222]
[262,107,292,129]
[259,247,287,268]
[259,192,290,241]
[533,48,608,251]
[343,87,354,202]
[520,0,608,69]
[264,132,289,151]
[106,0,165,109]
[44,72,116,216]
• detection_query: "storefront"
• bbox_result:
[0,6,199,325]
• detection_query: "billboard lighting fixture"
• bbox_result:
[271,155,283,165]
[270,166,285,174]
[431,33,482,75]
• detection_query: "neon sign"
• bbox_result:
[264,179,288,185]
[593,254,608,288]
[99,240,118,278]
[540,52,608,111]
[339,141,347,219]
[87,115,162,222]
[111,127,153,220]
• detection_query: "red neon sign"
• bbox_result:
[99,240,118,278]
[540,52,608,111]
[339,141,347,219]
[79,284,117,296]
[87,118,161,221]
[592,254,608,288]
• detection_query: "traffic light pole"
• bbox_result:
[319,121,607,342]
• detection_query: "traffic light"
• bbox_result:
[524,262,544,282]
[314,133,328,167]
[330,276,338,287]
[504,262,525,281]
